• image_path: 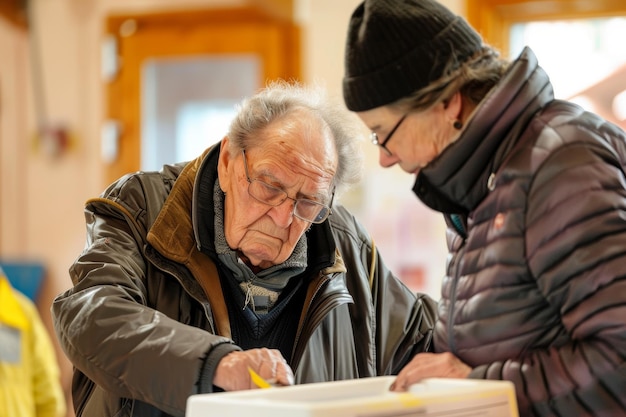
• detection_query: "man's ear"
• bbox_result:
[217,136,231,192]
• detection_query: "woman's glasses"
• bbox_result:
[370,113,408,156]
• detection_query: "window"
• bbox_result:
[467,0,626,127]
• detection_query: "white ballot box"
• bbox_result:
[186,376,519,417]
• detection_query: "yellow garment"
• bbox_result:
[0,274,66,417]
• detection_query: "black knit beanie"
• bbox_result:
[343,0,483,112]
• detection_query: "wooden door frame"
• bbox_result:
[466,0,626,57]
[104,5,301,186]
[0,0,27,30]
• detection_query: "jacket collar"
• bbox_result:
[147,142,339,273]
[146,148,209,264]
[413,47,554,214]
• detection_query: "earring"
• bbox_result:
[453,120,463,130]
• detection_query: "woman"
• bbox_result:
[343,0,626,416]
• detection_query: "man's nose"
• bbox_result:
[269,198,296,227]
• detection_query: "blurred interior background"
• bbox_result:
[1,1,626,415]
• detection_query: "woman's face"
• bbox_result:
[356,94,462,175]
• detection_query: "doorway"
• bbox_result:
[103,6,300,185]
[466,0,626,129]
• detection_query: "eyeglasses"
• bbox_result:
[241,150,334,224]
[370,113,408,156]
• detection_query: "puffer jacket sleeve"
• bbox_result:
[51,174,237,417]
[330,205,437,376]
[472,127,626,415]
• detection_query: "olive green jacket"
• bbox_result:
[52,144,436,417]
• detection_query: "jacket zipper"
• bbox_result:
[290,273,352,370]
[446,215,466,355]
[447,256,462,355]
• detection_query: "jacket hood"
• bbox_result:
[413,47,554,214]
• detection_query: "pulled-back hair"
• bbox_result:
[393,45,509,112]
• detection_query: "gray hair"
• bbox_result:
[393,45,509,112]
[226,80,364,196]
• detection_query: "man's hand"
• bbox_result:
[390,352,471,391]
[213,348,294,391]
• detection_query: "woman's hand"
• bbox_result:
[390,352,471,391]
[213,348,294,391]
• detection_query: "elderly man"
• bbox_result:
[52,81,436,417]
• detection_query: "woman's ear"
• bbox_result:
[443,91,463,119]
[217,136,231,192]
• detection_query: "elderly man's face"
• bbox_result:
[217,117,337,270]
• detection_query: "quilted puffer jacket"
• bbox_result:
[51,144,436,417]
[413,47,626,416]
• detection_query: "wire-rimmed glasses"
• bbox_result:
[370,113,408,156]
[241,150,334,224]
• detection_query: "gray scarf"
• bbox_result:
[213,181,307,310]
